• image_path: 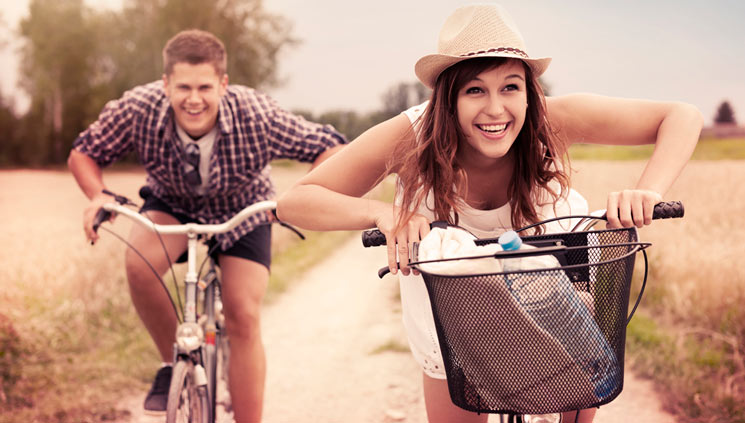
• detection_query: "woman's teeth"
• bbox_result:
[477,123,507,133]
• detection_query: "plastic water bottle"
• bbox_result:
[497,230,620,399]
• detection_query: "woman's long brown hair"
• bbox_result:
[389,57,570,234]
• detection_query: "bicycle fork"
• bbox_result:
[201,261,221,418]
[173,234,209,387]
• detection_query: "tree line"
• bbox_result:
[11,0,729,167]
[0,0,430,167]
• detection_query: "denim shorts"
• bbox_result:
[140,192,272,270]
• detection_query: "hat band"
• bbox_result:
[461,46,529,59]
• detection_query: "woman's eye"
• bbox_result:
[465,87,484,94]
[503,84,520,92]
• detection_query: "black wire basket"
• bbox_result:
[412,225,649,415]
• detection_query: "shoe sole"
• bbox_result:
[143,409,167,417]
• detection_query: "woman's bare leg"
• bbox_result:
[561,408,596,423]
[422,372,488,423]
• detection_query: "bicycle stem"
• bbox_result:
[184,233,199,324]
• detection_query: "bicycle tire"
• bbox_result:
[218,336,231,409]
[203,341,218,423]
[166,359,210,423]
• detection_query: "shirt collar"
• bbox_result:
[216,93,234,134]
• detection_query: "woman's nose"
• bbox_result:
[484,94,505,116]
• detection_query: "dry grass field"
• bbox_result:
[0,160,743,422]
[0,165,312,421]
[571,161,745,422]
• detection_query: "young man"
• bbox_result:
[68,29,345,422]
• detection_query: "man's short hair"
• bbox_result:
[162,29,227,76]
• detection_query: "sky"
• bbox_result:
[1,0,744,125]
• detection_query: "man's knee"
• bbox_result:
[124,246,171,289]
[224,300,262,340]
[125,248,149,282]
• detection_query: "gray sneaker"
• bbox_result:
[143,365,172,415]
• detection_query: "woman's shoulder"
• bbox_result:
[402,101,429,124]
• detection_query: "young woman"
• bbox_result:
[277,4,702,422]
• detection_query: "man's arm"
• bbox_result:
[68,149,116,243]
[259,91,348,164]
[310,144,345,170]
[67,87,143,242]
[68,149,106,199]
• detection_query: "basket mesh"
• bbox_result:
[418,227,639,414]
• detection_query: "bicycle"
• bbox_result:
[92,189,303,423]
[361,201,684,423]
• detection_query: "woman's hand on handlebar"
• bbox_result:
[84,192,116,244]
[373,206,430,276]
[605,189,663,229]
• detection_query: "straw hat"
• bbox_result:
[415,4,551,89]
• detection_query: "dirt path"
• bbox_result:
[1,168,677,423]
[263,236,679,423]
[119,235,677,423]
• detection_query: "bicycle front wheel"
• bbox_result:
[166,359,210,423]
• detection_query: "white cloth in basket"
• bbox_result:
[417,227,502,275]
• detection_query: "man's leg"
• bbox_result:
[219,255,269,423]
[125,210,187,412]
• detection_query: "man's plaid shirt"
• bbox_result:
[73,81,346,249]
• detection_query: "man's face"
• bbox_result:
[163,62,228,138]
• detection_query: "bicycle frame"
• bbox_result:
[101,200,277,342]
[100,200,279,423]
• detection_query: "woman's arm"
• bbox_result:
[277,113,430,274]
[277,114,406,230]
[547,94,703,227]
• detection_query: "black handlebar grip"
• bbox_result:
[378,266,391,278]
[92,208,112,233]
[139,185,153,200]
[362,229,386,247]
[653,201,684,220]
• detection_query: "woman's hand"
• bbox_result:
[374,206,431,276]
[605,189,663,229]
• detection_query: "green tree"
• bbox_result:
[104,0,295,95]
[379,81,431,120]
[539,77,551,96]
[13,0,296,166]
[0,93,20,166]
[18,0,97,165]
[714,100,736,125]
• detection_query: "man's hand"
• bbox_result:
[84,191,117,244]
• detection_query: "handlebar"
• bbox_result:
[96,201,279,235]
[650,200,684,219]
[92,190,304,239]
[361,200,684,248]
